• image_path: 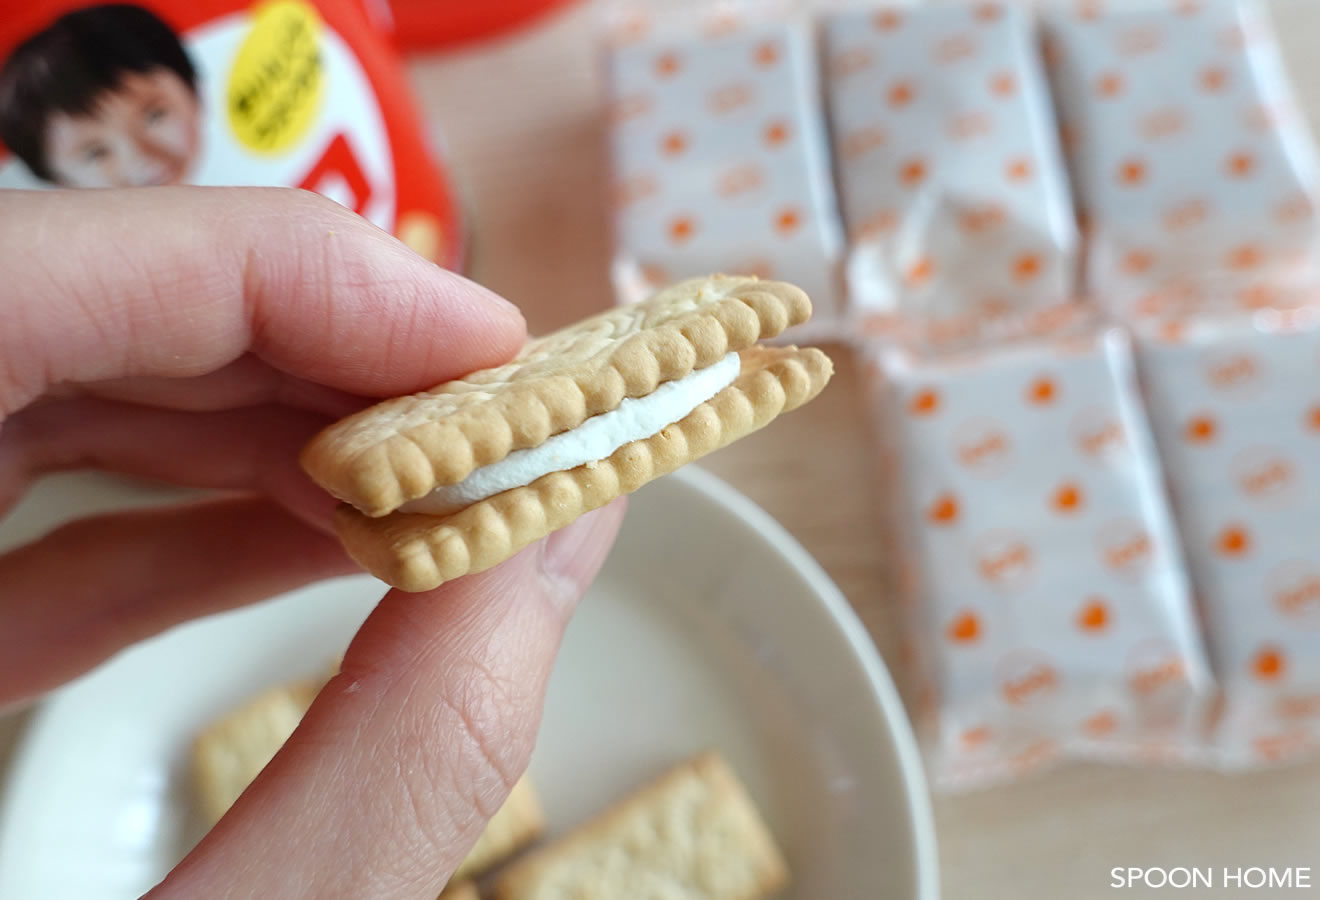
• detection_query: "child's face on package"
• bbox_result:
[45,67,199,188]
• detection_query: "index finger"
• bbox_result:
[0,186,526,416]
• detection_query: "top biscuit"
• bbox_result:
[300,275,811,517]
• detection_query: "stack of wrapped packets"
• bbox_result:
[602,0,1320,789]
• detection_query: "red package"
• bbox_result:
[382,0,577,51]
[0,0,466,270]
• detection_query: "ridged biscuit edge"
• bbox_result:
[333,345,832,591]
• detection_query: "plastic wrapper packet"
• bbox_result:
[1041,0,1320,321]
[602,1,846,337]
[1136,312,1320,769]
[863,328,1216,790]
[821,2,1080,351]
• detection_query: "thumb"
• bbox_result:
[150,499,627,900]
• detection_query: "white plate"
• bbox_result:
[0,466,938,899]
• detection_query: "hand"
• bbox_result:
[0,187,626,897]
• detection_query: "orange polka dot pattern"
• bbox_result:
[869,330,1213,790]
[1043,2,1320,321]
[605,19,844,319]
[821,4,1077,347]
[1139,321,1320,769]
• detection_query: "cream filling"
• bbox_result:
[397,352,743,516]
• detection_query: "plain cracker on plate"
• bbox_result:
[439,881,479,900]
[300,275,834,592]
[491,751,789,900]
[191,676,325,825]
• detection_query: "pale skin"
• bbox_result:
[44,68,201,188]
[0,186,626,898]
